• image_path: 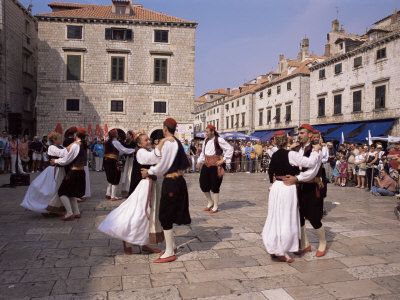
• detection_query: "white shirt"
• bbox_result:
[288,150,321,170]
[321,146,329,163]
[48,145,68,158]
[355,153,366,164]
[267,146,278,158]
[136,148,161,165]
[197,136,234,164]
[54,142,80,166]
[112,139,135,156]
[295,145,323,182]
[148,140,178,177]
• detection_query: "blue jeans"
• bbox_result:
[371,186,395,196]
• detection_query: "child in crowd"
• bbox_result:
[338,155,348,187]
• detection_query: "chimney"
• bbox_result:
[324,44,331,57]
[226,88,231,94]
[332,19,340,32]
[299,37,309,61]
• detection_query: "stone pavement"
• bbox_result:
[0,172,399,300]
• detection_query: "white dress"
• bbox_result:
[262,149,322,256]
[20,145,68,213]
[98,148,162,245]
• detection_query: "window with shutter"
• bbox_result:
[154,58,168,83]
[153,101,167,113]
[318,98,325,117]
[66,99,80,111]
[66,55,81,81]
[67,25,83,39]
[285,105,291,122]
[111,56,125,81]
[375,85,385,109]
[154,30,169,43]
[334,94,342,114]
[334,63,342,75]
[111,100,124,112]
[267,109,271,124]
[319,69,325,79]
[275,107,281,123]
[353,91,362,112]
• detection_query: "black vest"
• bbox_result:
[129,147,155,194]
[166,137,190,175]
[268,149,300,183]
[63,137,74,148]
[71,143,87,167]
[105,140,119,156]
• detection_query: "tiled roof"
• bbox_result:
[37,2,196,25]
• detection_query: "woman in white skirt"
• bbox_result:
[21,132,68,215]
[98,134,172,254]
[262,131,321,263]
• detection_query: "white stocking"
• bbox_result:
[316,226,327,252]
[300,226,310,250]
[160,229,175,258]
[111,185,117,198]
[106,184,112,196]
[71,198,80,215]
[211,192,219,212]
[204,192,213,209]
[60,196,73,217]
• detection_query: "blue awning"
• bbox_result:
[252,130,268,138]
[257,128,295,142]
[318,119,395,143]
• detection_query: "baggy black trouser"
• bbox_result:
[199,165,223,193]
[298,183,323,229]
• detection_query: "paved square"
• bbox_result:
[0,172,399,299]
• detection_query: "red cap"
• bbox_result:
[77,127,86,135]
[164,118,177,128]
[299,124,316,133]
[64,126,78,137]
[108,128,118,139]
[273,130,286,138]
[206,124,216,131]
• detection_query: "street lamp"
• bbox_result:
[200,114,206,131]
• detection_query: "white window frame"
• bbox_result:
[65,24,84,40]
[153,28,170,44]
[152,99,168,115]
[65,98,81,112]
[65,52,84,81]
[109,98,126,114]
[109,53,128,82]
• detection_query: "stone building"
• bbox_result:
[35,0,196,136]
[309,14,400,141]
[0,0,37,135]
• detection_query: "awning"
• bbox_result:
[252,130,268,138]
[257,128,295,142]
[318,119,395,143]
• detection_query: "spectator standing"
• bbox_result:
[189,141,197,173]
[366,144,379,191]
[93,138,105,172]
[3,134,11,173]
[0,131,6,173]
[244,142,255,173]
[19,135,30,172]
[253,140,263,173]
[338,155,348,187]
[371,169,397,196]
[10,136,25,174]
[355,146,367,189]
[30,136,43,173]
[240,142,246,172]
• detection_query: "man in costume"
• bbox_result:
[51,128,88,221]
[283,124,327,257]
[196,124,233,213]
[99,133,167,254]
[141,118,191,263]
[104,129,135,201]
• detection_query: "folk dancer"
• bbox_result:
[98,133,171,254]
[196,124,233,213]
[104,129,135,201]
[51,128,88,221]
[21,132,68,215]
[262,131,322,263]
[283,124,328,257]
[141,118,191,263]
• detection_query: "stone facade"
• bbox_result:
[309,16,400,136]
[0,0,37,135]
[35,1,196,136]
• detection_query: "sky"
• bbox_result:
[22,0,399,97]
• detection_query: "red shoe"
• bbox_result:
[316,248,327,257]
[123,241,133,255]
[74,214,81,219]
[275,255,294,263]
[203,207,213,212]
[294,245,312,256]
[209,209,219,214]
[105,195,111,200]
[61,214,75,221]
[153,255,177,263]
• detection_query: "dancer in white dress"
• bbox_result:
[21,132,68,214]
[262,131,321,263]
[98,134,170,254]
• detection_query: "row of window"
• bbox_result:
[318,47,387,80]
[317,85,386,117]
[65,99,167,114]
[259,81,292,99]
[67,25,169,43]
[225,113,246,129]
[258,105,292,126]
[225,98,246,111]
[66,54,168,84]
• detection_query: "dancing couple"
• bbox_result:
[99,118,191,263]
[262,124,327,263]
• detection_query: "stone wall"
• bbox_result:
[36,20,195,136]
